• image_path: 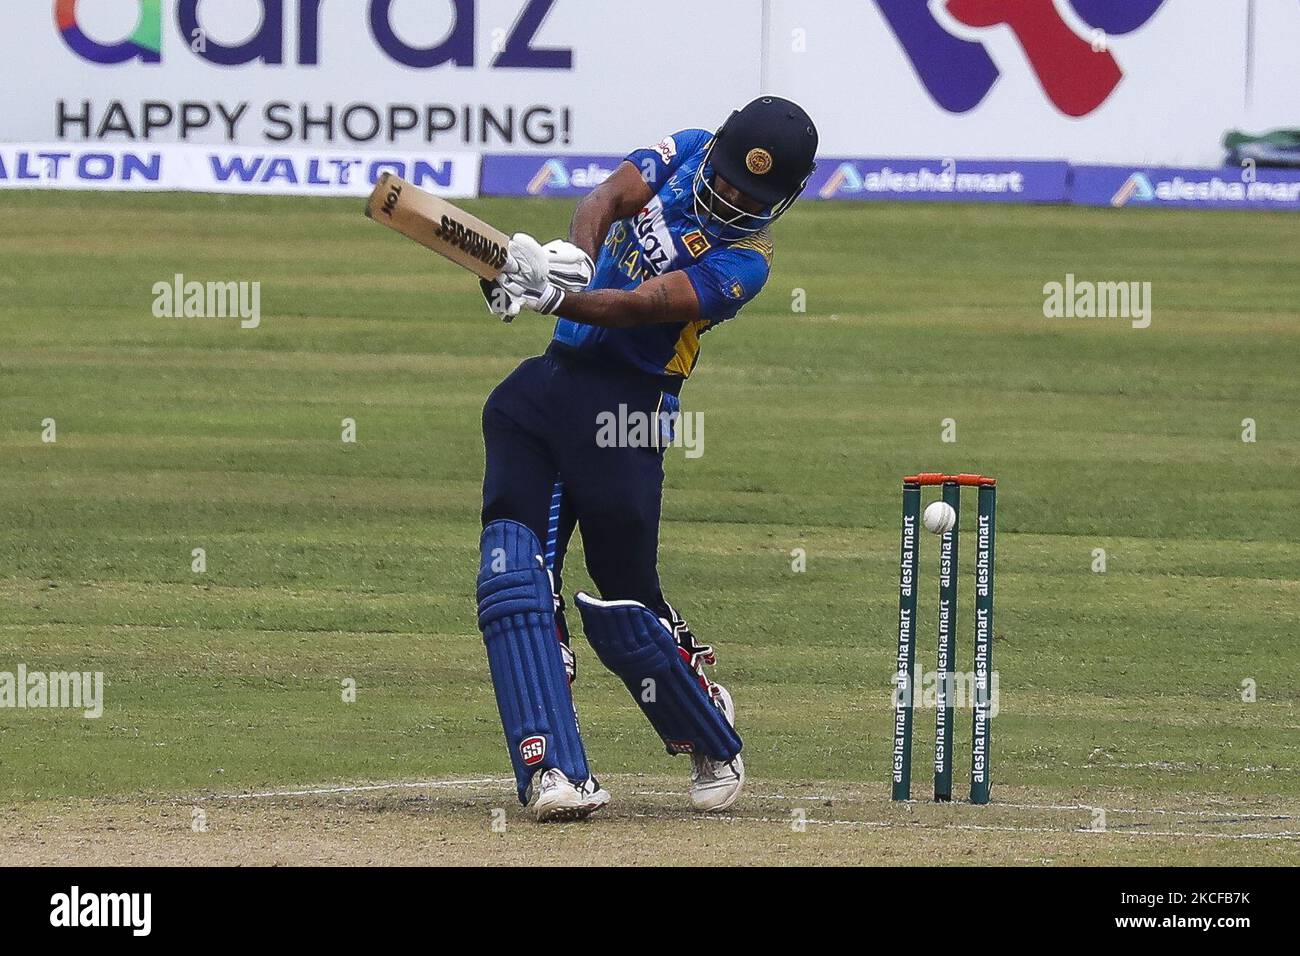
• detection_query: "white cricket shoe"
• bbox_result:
[689,683,745,812]
[531,768,611,823]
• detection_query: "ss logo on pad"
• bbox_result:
[520,735,547,766]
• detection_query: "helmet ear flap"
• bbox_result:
[768,162,816,220]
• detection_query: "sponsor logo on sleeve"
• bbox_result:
[653,136,677,164]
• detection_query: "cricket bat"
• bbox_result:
[364,172,509,280]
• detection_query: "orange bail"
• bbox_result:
[903,473,997,487]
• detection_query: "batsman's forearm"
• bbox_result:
[554,271,700,327]
[557,285,673,329]
[569,161,652,259]
[568,189,618,261]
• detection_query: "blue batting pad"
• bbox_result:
[477,520,589,802]
[575,593,742,761]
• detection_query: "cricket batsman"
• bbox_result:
[474,96,818,821]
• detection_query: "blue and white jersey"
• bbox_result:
[551,128,774,379]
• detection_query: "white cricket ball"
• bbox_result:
[923,501,957,535]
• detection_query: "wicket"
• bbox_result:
[891,473,997,804]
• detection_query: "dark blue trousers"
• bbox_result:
[482,343,680,632]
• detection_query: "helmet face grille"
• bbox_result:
[691,150,771,237]
[689,142,813,238]
[697,96,818,233]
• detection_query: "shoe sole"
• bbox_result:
[534,797,610,823]
[692,786,743,813]
[691,755,745,813]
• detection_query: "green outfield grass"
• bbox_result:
[0,190,1297,862]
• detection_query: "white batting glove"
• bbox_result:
[479,278,523,321]
[500,232,548,283]
[541,239,595,291]
[499,233,566,315]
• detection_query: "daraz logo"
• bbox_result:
[54,0,572,69]
[876,0,1165,117]
[57,0,161,64]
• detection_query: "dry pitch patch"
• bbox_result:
[2,777,1296,866]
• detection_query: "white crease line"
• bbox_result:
[208,780,1294,827]
[214,782,832,804]
[980,801,1299,821]
[199,780,1300,836]
[1065,762,1295,773]
[633,789,836,801]
[1085,827,1300,842]
[955,823,1298,841]
[630,813,888,830]
[207,777,514,800]
[193,780,1300,841]
[782,796,1300,822]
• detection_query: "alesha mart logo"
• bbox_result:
[819,163,860,198]
[58,0,162,64]
[876,0,1165,117]
[527,159,615,194]
[1110,172,1155,207]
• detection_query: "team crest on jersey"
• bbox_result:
[682,229,711,258]
[631,196,677,277]
[725,279,745,300]
[519,735,547,766]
